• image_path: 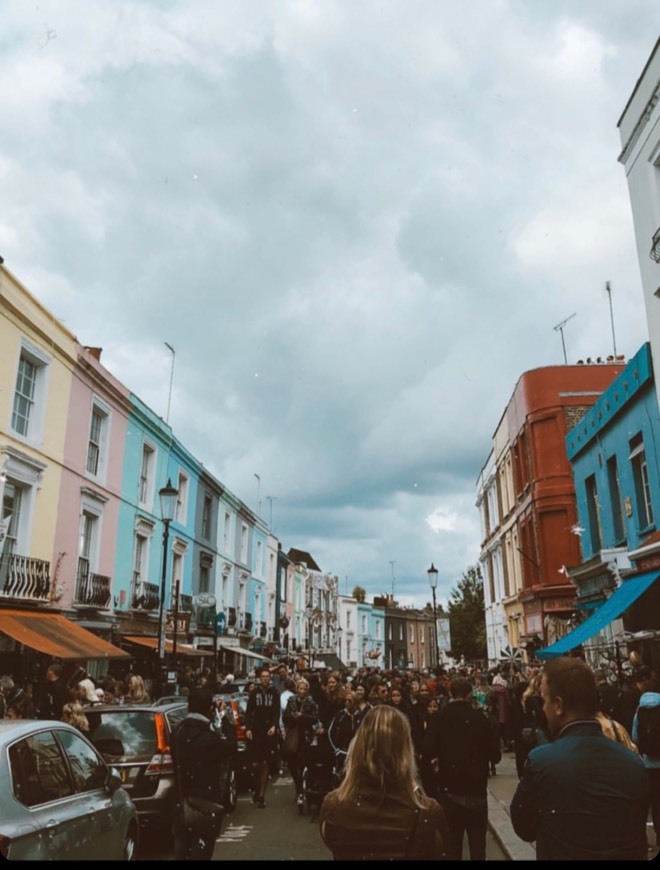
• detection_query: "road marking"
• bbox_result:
[218,823,253,843]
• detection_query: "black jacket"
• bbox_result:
[171,713,231,804]
[422,699,501,798]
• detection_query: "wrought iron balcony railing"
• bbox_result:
[0,553,51,601]
[652,226,660,264]
[74,558,111,608]
[131,581,160,611]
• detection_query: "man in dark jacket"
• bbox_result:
[38,663,70,720]
[245,667,280,808]
[511,657,649,861]
[422,675,501,860]
[170,687,231,860]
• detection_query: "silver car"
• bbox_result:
[0,719,139,861]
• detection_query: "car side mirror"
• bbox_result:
[106,766,123,795]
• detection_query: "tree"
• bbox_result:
[352,585,366,603]
[447,565,487,662]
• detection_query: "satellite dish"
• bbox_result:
[194,592,216,608]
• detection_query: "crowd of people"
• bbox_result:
[1,655,658,860]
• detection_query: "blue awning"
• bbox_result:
[536,571,659,659]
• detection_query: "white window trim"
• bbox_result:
[86,395,112,484]
[176,471,189,524]
[10,339,51,446]
[138,441,157,509]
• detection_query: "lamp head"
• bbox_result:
[427,562,438,589]
[159,478,179,522]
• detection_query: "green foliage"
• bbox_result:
[447,565,487,661]
[352,585,366,603]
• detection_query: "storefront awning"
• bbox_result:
[315,653,346,670]
[0,609,131,660]
[216,642,274,664]
[536,571,659,659]
[122,635,214,657]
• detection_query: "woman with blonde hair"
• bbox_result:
[125,674,150,704]
[61,701,90,733]
[319,705,447,860]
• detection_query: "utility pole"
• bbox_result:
[254,473,261,516]
[605,282,618,357]
[553,313,576,365]
[265,496,277,530]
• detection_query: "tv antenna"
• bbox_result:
[389,561,396,596]
[553,313,576,365]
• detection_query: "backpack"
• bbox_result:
[636,705,660,757]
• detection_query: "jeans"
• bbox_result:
[439,793,488,861]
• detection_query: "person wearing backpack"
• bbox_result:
[632,665,660,852]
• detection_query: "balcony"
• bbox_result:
[0,554,51,601]
[131,581,160,611]
[652,227,660,263]
[74,558,111,608]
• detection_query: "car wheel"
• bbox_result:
[123,822,139,861]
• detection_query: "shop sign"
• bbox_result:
[166,613,191,636]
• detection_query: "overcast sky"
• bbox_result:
[1,2,657,609]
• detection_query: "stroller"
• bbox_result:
[298,731,338,818]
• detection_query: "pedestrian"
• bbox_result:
[319,705,447,860]
[61,700,90,733]
[170,687,229,861]
[511,656,649,861]
[283,677,320,808]
[422,674,501,861]
[124,674,150,704]
[328,689,362,775]
[632,665,660,853]
[0,676,35,719]
[37,663,70,720]
[244,667,281,808]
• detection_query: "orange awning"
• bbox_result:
[0,609,132,660]
[122,635,214,657]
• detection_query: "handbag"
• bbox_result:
[181,795,224,832]
[282,726,300,761]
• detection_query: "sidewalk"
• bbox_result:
[486,749,659,861]
[486,750,535,861]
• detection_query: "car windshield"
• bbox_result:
[86,710,158,759]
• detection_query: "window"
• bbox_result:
[77,510,96,584]
[139,443,156,506]
[630,434,654,529]
[409,624,414,642]
[1,480,22,556]
[202,494,212,539]
[199,563,210,594]
[399,624,403,641]
[223,511,232,552]
[585,474,602,554]
[346,611,351,629]
[11,342,50,442]
[9,731,73,806]
[256,540,263,577]
[607,456,626,545]
[176,472,189,523]
[86,399,111,480]
[240,524,248,563]
[419,625,425,644]
[57,729,107,792]
[133,534,147,587]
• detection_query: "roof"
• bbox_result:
[286,548,321,571]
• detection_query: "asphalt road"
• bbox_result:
[138,770,509,861]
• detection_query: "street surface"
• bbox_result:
[137,769,509,861]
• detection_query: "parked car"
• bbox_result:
[85,699,187,833]
[0,718,139,861]
[85,698,238,830]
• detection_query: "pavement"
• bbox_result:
[486,749,660,861]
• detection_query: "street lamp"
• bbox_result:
[427,563,439,669]
[157,478,179,663]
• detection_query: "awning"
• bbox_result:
[0,609,131,660]
[122,635,214,657]
[536,571,659,659]
[315,653,346,670]
[216,642,274,664]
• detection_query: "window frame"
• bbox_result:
[10,340,51,444]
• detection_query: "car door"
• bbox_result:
[7,728,87,861]
[55,727,120,859]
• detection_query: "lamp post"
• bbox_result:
[427,563,439,669]
[337,626,343,663]
[157,479,179,666]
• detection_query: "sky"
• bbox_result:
[1,1,658,610]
